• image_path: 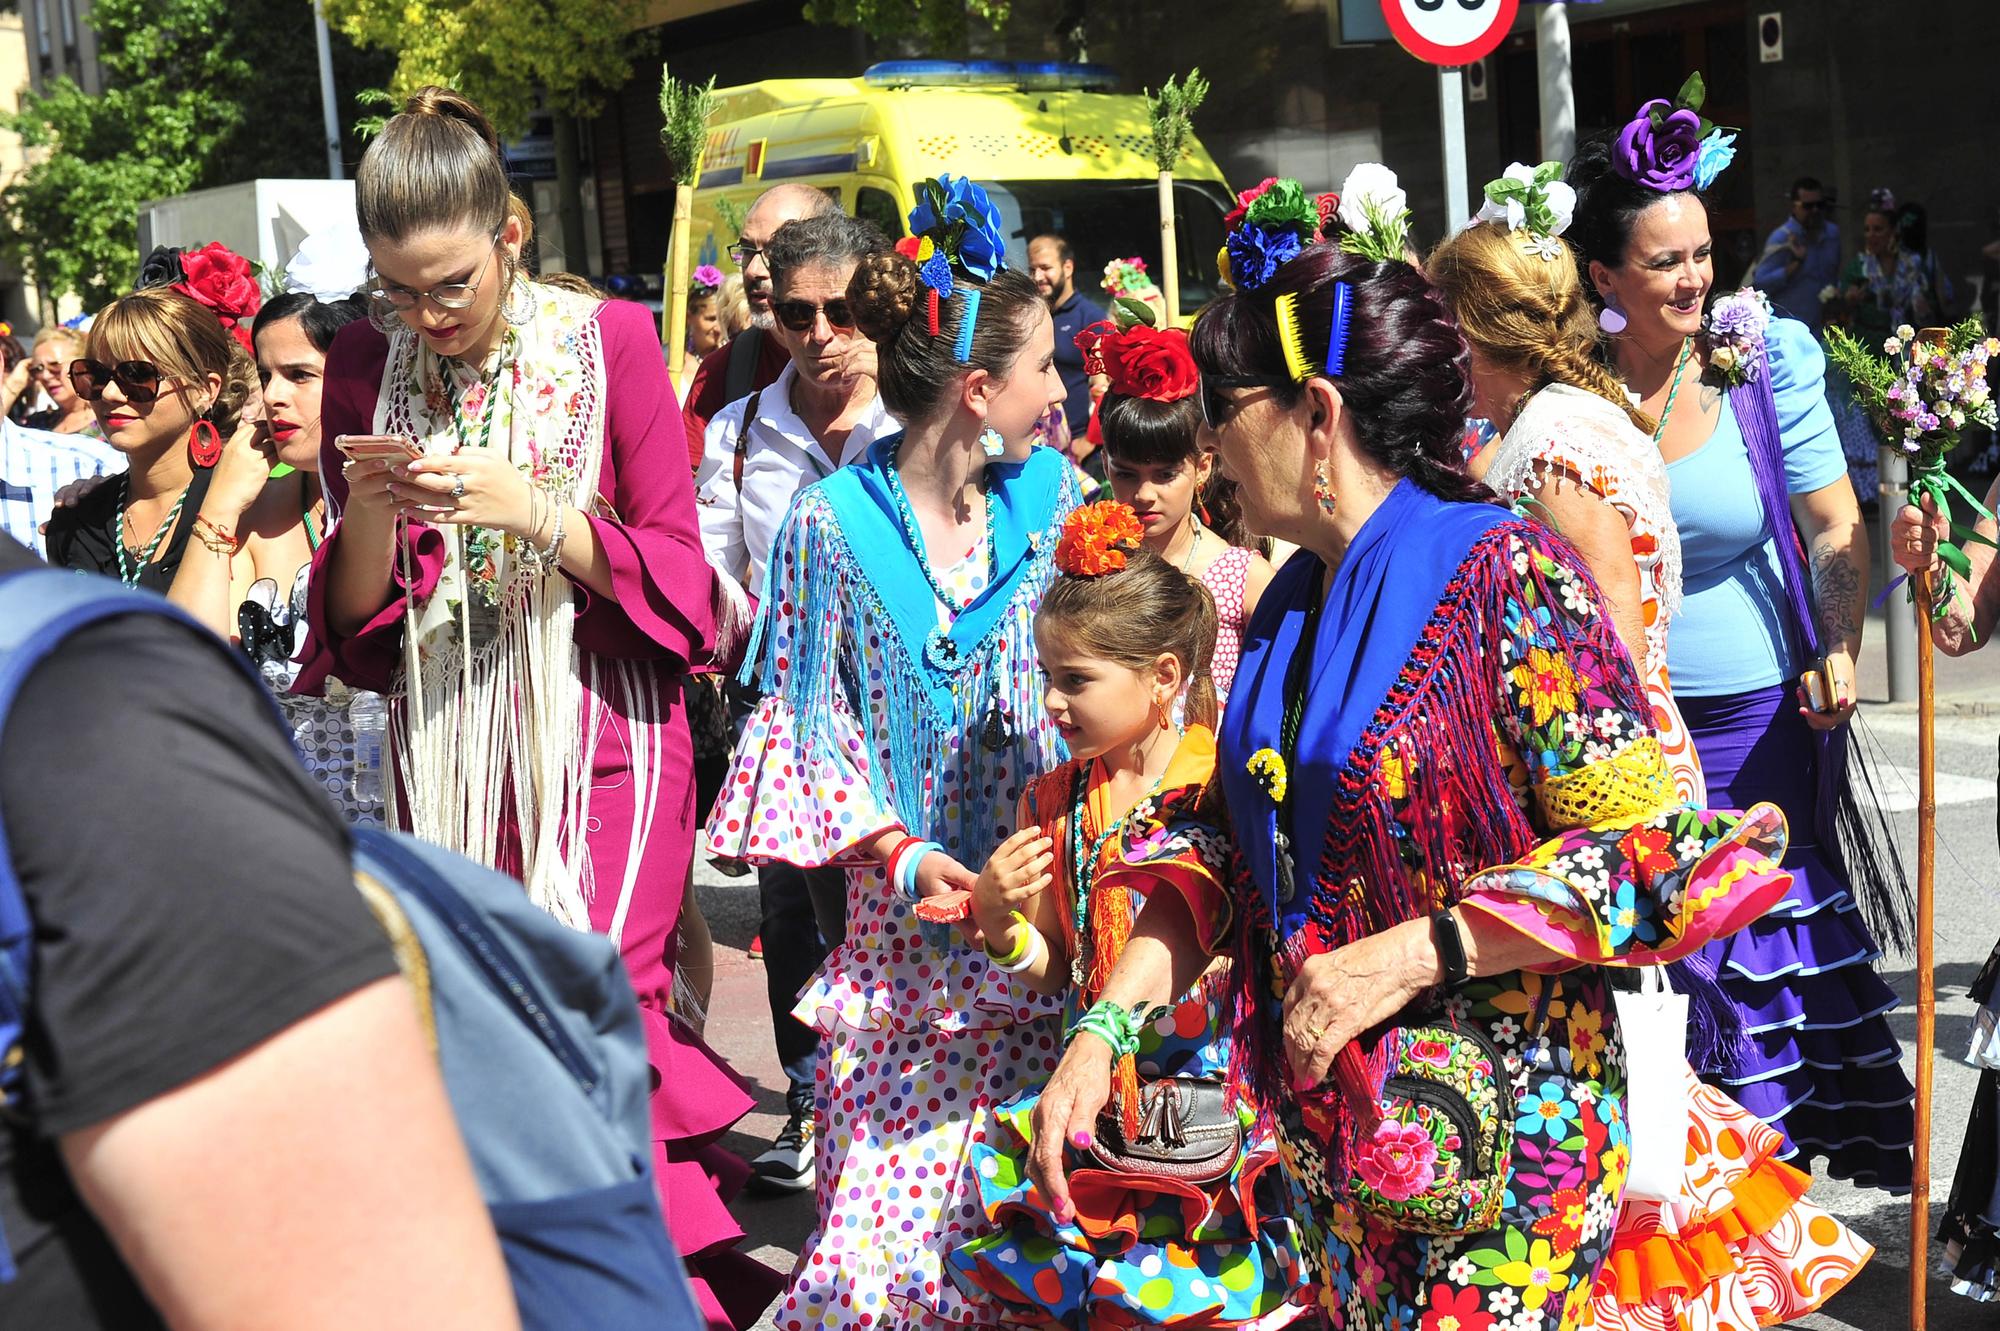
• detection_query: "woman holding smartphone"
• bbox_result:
[296,88,776,1329]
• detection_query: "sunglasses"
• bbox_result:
[772,298,856,333]
[1198,374,1292,432]
[1796,200,1828,212]
[69,358,165,404]
[27,360,65,376]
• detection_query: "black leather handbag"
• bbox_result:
[1086,1077,1242,1185]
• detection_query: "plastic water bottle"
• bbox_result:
[349,691,388,807]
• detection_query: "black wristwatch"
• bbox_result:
[1431,908,1470,990]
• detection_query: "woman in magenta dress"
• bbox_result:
[295,87,778,1330]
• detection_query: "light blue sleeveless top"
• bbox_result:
[1664,318,1849,696]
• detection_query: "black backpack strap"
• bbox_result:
[731,385,767,495]
[722,325,763,402]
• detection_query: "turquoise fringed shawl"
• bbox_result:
[742,436,1076,847]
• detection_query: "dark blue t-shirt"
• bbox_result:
[1050,290,1107,435]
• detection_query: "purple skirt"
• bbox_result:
[1683,684,1915,1192]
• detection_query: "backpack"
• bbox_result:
[0,569,703,1329]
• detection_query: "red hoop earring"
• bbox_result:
[189,419,223,468]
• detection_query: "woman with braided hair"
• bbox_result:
[1429,181,1701,803]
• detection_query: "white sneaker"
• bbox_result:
[747,1105,815,1195]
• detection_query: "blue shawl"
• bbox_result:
[1217,479,1511,936]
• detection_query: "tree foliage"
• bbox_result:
[1,0,393,308]
[321,0,653,140]
[802,0,1012,51]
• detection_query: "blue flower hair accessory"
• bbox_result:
[907,174,1007,364]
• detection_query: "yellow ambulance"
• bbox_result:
[692,61,1235,320]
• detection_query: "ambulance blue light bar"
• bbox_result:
[862,61,1120,92]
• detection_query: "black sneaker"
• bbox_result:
[747,1105,816,1195]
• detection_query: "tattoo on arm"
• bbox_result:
[1809,534,1863,650]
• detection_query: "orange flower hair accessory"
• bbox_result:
[1056,501,1145,577]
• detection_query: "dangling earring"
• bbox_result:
[368,301,403,335]
[978,425,1005,458]
[189,419,223,468]
[502,269,535,326]
[1314,462,1338,516]
[1597,295,1627,334]
[1156,692,1173,731]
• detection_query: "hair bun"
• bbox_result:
[848,252,922,344]
[404,85,504,159]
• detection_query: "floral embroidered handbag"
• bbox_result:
[1342,1017,1518,1237]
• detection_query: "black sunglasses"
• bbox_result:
[772,298,856,333]
[1198,373,1293,432]
[69,357,165,404]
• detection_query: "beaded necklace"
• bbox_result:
[885,446,997,615]
[115,475,191,587]
[1067,757,1168,989]
[1649,337,1694,445]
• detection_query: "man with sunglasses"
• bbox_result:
[681,184,840,471]
[1753,175,1842,331]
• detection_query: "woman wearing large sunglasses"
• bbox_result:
[20,326,100,436]
[294,87,778,1328]
[43,288,256,589]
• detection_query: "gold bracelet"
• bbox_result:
[192,514,240,555]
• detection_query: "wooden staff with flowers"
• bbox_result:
[1826,318,2000,1329]
[1143,69,1206,326]
[658,65,717,358]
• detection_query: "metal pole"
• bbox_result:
[1880,446,1918,702]
[1535,2,1575,163]
[313,1,343,180]
[1439,67,1468,235]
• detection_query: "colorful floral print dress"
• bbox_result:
[947,727,1313,1329]
[1213,480,1796,1331]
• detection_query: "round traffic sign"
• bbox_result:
[1380,0,1520,66]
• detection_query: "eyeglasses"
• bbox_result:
[366,231,503,311]
[772,298,856,333]
[69,358,165,404]
[27,360,64,376]
[727,242,767,268]
[1198,374,1292,432]
[1796,199,1827,213]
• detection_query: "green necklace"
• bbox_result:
[1067,757,1168,989]
[115,475,191,587]
[1650,338,1694,444]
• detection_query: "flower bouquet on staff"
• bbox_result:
[1826,317,1999,620]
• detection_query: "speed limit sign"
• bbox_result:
[1380,0,1520,66]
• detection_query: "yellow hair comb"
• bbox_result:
[1274,291,1314,383]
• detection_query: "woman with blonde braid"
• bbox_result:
[1429,167,1700,802]
[1434,165,1874,1331]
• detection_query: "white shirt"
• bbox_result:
[695,360,896,592]
[0,418,122,555]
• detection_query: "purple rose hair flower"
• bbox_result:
[1226,224,1303,293]
[1614,99,1706,192]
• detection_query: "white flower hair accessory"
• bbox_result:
[1335,162,1411,264]
[1477,161,1576,262]
[283,225,371,304]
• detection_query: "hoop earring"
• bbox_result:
[502,274,535,326]
[1314,462,1338,516]
[189,419,223,468]
[978,425,1005,458]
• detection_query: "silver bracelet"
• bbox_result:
[541,499,567,569]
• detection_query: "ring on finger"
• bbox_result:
[450,472,467,500]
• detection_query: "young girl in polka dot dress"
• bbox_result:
[1083,318,1274,708]
[707,182,1082,1329]
[946,501,1313,1330]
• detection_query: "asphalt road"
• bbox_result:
[690,605,2000,1330]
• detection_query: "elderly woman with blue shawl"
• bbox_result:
[1020,174,1800,1331]
[706,177,1079,1330]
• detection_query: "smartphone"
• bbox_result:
[335,433,422,461]
[1800,657,1841,713]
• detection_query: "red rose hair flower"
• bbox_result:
[894,235,925,260]
[1055,501,1145,577]
[1095,324,1197,403]
[174,241,262,354]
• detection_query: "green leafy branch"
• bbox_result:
[1144,69,1208,173]
[659,65,717,189]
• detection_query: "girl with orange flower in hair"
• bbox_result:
[1080,315,1276,707]
[947,500,1314,1330]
